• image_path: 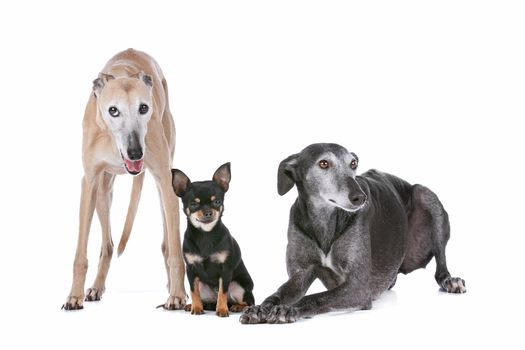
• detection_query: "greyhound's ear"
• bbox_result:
[277,153,299,196]
[92,73,115,97]
[213,162,231,192]
[172,169,191,197]
[131,71,153,88]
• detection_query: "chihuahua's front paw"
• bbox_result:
[216,306,229,317]
[184,303,204,315]
[239,304,271,324]
[157,295,185,310]
[267,305,299,324]
[62,295,84,310]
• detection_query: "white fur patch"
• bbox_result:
[227,281,245,304]
[189,213,218,232]
[185,253,204,265]
[210,250,229,264]
[320,251,335,271]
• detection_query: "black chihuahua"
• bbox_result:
[172,163,255,317]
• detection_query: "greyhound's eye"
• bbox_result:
[213,199,222,206]
[139,104,149,115]
[189,202,199,210]
[350,159,358,170]
[108,106,120,117]
[319,160,329,169]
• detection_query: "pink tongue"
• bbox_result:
[124,158,143,172]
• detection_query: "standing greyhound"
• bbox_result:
[241,143,465,324]
[62,49,186,310]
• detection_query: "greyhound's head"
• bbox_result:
[92,72,153,175]
[277,143,367,212]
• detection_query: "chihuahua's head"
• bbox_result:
[171,163,231,232]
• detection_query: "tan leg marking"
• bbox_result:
[216,278,229,317]
[190,278,204,315]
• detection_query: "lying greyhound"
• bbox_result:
[241,143,465,324]
[62,49,186,310]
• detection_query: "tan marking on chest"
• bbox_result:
[185,253,204,265]
[210,250,229,264]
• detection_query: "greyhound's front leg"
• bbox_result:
[268,275,372,324]
[240,266,317,324]
[62,175,99,310]
[157,175,187,309]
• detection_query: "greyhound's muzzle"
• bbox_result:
[121,151,144,175]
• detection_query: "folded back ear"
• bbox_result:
[92,73,115,97]
[277,153,299,196]
[213,162,231,192]
[171,169,191,197]
[130,71,153,88]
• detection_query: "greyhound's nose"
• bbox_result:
[350,193,366,206]
[203,210,214,219]
[127,148,143,160]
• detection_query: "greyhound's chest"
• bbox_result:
[319,251,337,271]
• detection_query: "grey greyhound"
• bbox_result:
[240,143,465,324]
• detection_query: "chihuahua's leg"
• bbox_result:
[63,174,100,310]
[411,185,466,293]
[240,266,317,324]
[86,172,116,302]
[216,277,230,317]
[185,274,204,315]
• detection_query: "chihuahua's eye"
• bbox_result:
[108,106,120,117]
[350,159,358,170]
[213,199,222,206]
[189,202,199,210]
[319,160,329,169]
[139,104,149,115]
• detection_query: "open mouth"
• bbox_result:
[121,153,144,175]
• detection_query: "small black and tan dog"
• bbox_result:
[171,163,255,317]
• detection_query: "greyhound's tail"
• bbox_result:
[117,171,146,256]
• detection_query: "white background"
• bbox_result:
[0,1,523,349]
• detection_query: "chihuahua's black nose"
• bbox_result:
[350,193,366,206]
[127,147,143,160]
[203,209,214,219]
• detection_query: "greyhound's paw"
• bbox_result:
[267,305,299,324]
[62,295,84,310]
[441,277,466,294]
[156,295,186,310]
[85,287,104,301]
[239,304,271,324]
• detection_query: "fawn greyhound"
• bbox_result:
[62,49,186,310]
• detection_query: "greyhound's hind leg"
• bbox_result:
[86,172,116,302]
[409,185,466,293]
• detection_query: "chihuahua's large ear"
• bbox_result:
[277,153,299,196]
[130,71,153,88]
[213,162,231,192]
[172,169,191,197]
[92,73,115,97]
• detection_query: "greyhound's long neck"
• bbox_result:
[294,195,352,254]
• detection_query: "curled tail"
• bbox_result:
[117,171,146,256]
